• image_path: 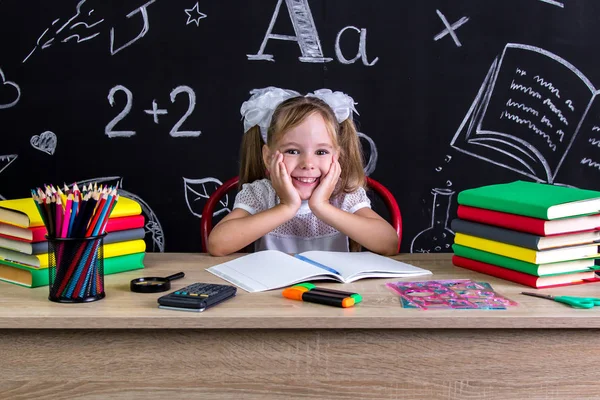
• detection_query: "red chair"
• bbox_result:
[201,176,402,252]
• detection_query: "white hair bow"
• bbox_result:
[240,86,300,142]
[307,88,359,123]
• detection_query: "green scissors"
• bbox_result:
[521,292,600,309]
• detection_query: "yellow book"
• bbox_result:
[454,233,600,264]
[0,198,45,228]
[0,239,146,269]
[0,196,141,230]
[110,197,142,218]
[0,247,46,268]
[0,252,145,288]
[104,239,146,258]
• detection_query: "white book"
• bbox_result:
[207,250,432,292]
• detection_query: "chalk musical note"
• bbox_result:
[110,0,156,55]
[184,2,207,26]
[0,68,21,109]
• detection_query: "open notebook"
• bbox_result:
[207,250,432,292]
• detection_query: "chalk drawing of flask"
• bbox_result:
[410,188,455,253]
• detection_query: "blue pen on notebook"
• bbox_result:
[294,254,341,275]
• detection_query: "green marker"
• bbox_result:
[292,283,362,304]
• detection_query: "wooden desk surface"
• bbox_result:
[2,252,600,329]
[3,253,600,399]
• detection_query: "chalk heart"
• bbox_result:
[30,131,57,155]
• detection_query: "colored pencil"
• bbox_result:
[60,193,73,238]
[85,188,109,237]
[67,194,79,238]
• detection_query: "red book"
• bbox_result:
[31,226,46,242]
[0,232,29,243]
[104,215,145,233]
[457,205,600,236]
[452,255,600,289]
[0,223,47,242]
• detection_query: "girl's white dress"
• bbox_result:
[233,179,371,253]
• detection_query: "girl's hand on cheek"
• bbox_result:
[270,151,301,212]
[309,154,341,212]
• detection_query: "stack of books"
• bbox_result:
[0,196,146,288]
[451,180,600,288]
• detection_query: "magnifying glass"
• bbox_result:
[130,272,185,293]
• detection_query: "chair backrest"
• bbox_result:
[201,176,402,252]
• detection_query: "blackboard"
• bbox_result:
[2,0,600,253]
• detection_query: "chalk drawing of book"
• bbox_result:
[451,43,598,183]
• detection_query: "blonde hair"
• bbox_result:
[239,96,366,197]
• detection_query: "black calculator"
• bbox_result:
[157,282,237,312]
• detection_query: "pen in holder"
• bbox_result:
[47,234,106,303]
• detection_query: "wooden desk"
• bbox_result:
[1,253,599,399]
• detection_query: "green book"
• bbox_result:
[457,180,600,220]
[0,252,145,288]
[452,244,599,276]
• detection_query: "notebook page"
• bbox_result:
[297,251,432,282]
[207,250,339,292]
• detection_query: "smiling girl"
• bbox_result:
[207,89,398,256]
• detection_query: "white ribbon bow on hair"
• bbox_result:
[307,88,359,123]
[240,86,300,143]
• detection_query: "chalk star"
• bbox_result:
[144,100,168,124]
[185,2,207,26]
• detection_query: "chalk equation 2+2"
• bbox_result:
[105,84,201,138]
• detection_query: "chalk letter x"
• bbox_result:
[434,10,469,48]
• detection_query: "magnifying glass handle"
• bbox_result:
[166,272,185,281]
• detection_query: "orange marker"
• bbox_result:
[282,287,355,308]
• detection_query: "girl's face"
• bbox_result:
[266,112,337,200]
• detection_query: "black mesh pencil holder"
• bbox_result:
[47,234,106,303]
